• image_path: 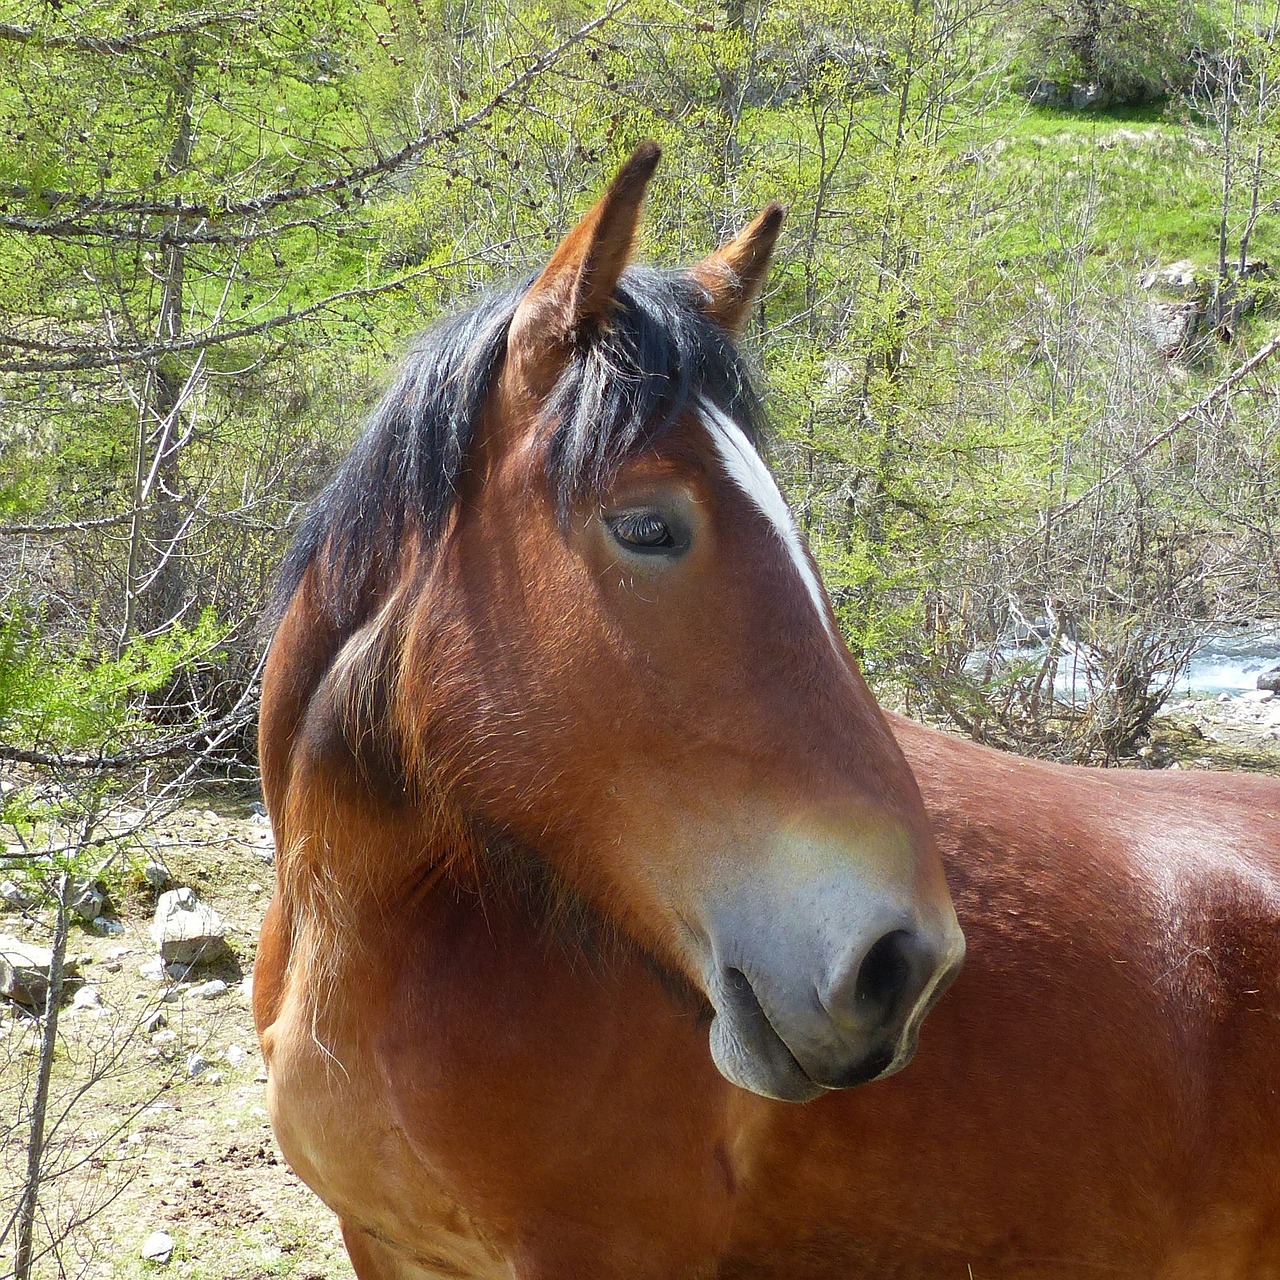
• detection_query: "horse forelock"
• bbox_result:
[269,266,768,640]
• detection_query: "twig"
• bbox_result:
[1034,330,1280,537]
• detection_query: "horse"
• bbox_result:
[256,145,1280,1279]
[253,142,965,1280]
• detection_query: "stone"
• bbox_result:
[1138,260,1201,294]
[0,935,78,1008]
[142,860,171,891]
[152,1029,177,1047]
[225,1043,247,1068]
[1145,300,1203,358]
[1258,665,1280,693]
[1069,81,1108,109]
[71,985,102,1010]
[89,917,125,937]
[142,1008,167,1032]
[150,889,228,966]
[139,958,166,981]
[186,1051,209,1077]
[247,882,263,895]
[187,979,228,1000]
[68,879,104,922]
[1,879,31,910]
[140,1230,174,1264]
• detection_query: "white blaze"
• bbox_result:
[700,399,841,651]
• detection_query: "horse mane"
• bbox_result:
[272,265,768,633]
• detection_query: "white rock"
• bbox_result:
[186,1052,208,1077]
[152,1029,177,1047]
[68,879,104,922]
[187,979,228,1000]
[225,1043,247,1068]
[90,917,125,936]
[1,935,78,1008]
[71,985,102,1010]
[247,882,263,895]
[204,1070,224,1085]
[1,880,31,909]
[150,889,227,966]
[142,1008,167,1032]
[106,946,131,961]
[140,1230,174,1264]
[138,958,166,981]
[143,859,171,890]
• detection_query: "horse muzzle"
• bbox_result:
[695,832,965,1102]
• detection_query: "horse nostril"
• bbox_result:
[854,929,915,1027]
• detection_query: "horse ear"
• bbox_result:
[689,203,785,334]
[510,142,662,355]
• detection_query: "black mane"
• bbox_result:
[272,265,766,631]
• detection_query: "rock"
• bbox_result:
[1070,81,1108,109]
[225,1043,247,1068]
[250,800,268,818]
[1145,300,1204,358]
[139,958,166,982]
[1,880,31,910]
[187,979,228,1000]
[142,1008,167,1032]
[71,985,102,1010]
[152,1029,177,1047]
[1258,665,1280,692]
[0,935,78,1008]
[140,1230,174,1264]
[68,879,105,922]
[142,860,171,891]
[1138,260,1201,294]
[186,1051,209,1077]
[150,889,228,966]
[1026,79,1066,108]
[247,882,263,895]
[89,916,125,936]
[204,1070,224,1085]
[1217,692,1233,703]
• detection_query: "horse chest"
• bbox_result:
[260,897,744,1278]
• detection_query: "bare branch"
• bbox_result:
[0,4,626,224]
[0,266,435,372]
[0,11,258,53]
[1036,331,1280,534]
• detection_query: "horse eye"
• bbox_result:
[607,511,677,551]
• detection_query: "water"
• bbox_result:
[974,624,1280,702]
[1178,626,1280,697]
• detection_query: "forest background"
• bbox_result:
[2,0,1279,1274]
[2,0,1279,773]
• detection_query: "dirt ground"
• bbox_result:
[3,693,1278,1280]
[2,801,350,1280]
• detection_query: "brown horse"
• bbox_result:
[254,143,964,1279]
[256,146,1280,1279]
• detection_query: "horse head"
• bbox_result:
[271,143,963,1102]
